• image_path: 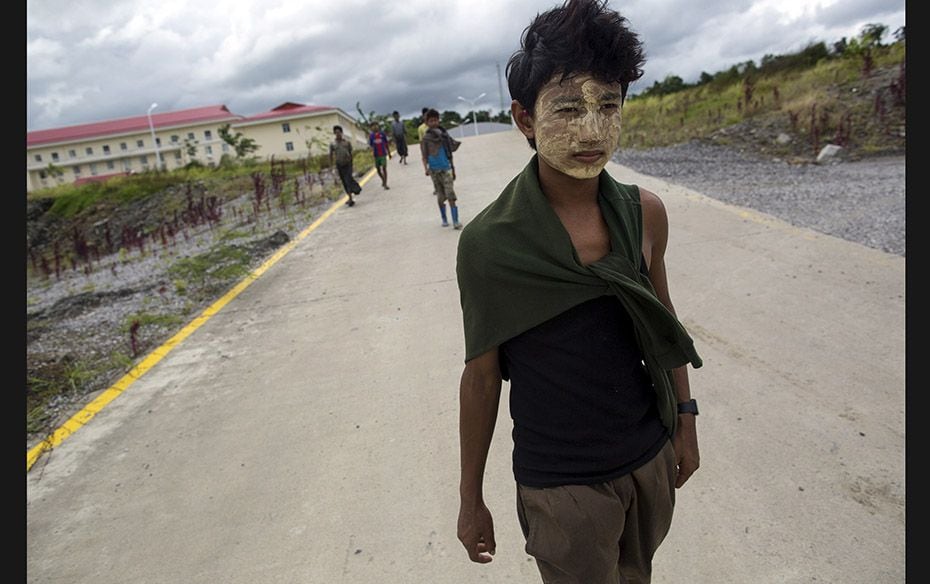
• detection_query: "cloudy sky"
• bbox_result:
[26,0,905,132]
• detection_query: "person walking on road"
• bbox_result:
[418,107,438,198]
[390,111,408,165]
[330,125,361,207]
[420,108,462,229]
[417,107,430,142]
[454,0,703,582]
[369,121,392,189]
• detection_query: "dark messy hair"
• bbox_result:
[333,125,343,132]
[426,108,440,120]
[506,0,646,148]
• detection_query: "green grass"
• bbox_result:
[166,243,253,300]
[120,311,186,332]
[620,42,905,154]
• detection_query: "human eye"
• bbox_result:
[601,102,620,111]
[555,106,579,114]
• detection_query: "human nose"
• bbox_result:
[575,108,608,143]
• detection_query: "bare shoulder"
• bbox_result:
[637,186,669,228]
[637,186,664,209]
[636,186,669,261]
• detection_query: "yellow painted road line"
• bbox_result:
[27,167,377,472]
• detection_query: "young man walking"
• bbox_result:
[329,125,361,207]
[369,121,392,189]
[455,1,703,582]
[390,111,408,165]
[420,109,462,229]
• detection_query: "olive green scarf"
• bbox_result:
[456,155,702,433]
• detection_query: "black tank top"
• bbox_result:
[500,293,668,487]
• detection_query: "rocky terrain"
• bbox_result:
[27,171,347,448]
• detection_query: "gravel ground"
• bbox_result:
[613,141,906,257]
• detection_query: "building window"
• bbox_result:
[106,160,115,170]
[156,137,161,146]
[282,122,291,133]
[73,165,82,176]
[187,132,195,140]
[90,163,98,176]
[52,152,59,162]
[140,155,148,165]
[34,154,42,162]
[204,130,213,141]
[285,141,294,151]
[85,147,93,155]
[69,149,77,158]
[39,170,47,179]
[137,139,144,148]
[122,159,132,171]
[171,135,179,143]
[174,151,182,160]
[120,142,128,151]
[205,145,213,155]
[103,145,111,155]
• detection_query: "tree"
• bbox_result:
[859,23,888,48]
[218,124,259,158]
[441,110,463,128]
[492,110,512,124]
[45,163,64,178]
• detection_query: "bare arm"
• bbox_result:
[640,187,700,488]
[457,348,503,563]
[421,141,430,175]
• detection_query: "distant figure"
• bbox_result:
[330,125,361,207]
[420,108,462,229]
[391,111,408,165]
[417,107,430,142]
[418,107,437,197]
[369,121,392,189]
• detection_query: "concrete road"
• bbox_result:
[27,129,905,583]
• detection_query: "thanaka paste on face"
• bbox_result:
[533,74,623,179]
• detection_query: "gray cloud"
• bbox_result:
[26,0,905,131]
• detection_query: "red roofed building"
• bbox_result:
[26,102,362,193]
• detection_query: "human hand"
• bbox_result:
[458,500,496,563]
[672,414,700,488]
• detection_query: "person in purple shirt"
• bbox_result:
[369,121,392,189]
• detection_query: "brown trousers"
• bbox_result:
[515,440,677,584]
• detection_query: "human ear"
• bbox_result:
[512,100,535,140]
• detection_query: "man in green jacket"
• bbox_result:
[455,1,703,582]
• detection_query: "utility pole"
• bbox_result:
[497,62,505,116]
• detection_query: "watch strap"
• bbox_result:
[677,398,699,415]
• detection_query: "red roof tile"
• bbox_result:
[240,103,335,122]
[27,105,243,148]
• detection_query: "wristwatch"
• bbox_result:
[677,399,699,415]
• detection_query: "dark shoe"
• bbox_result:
[383,184,390,190]
[346,199,355,207]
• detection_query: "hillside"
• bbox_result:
[620,40,905,162]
